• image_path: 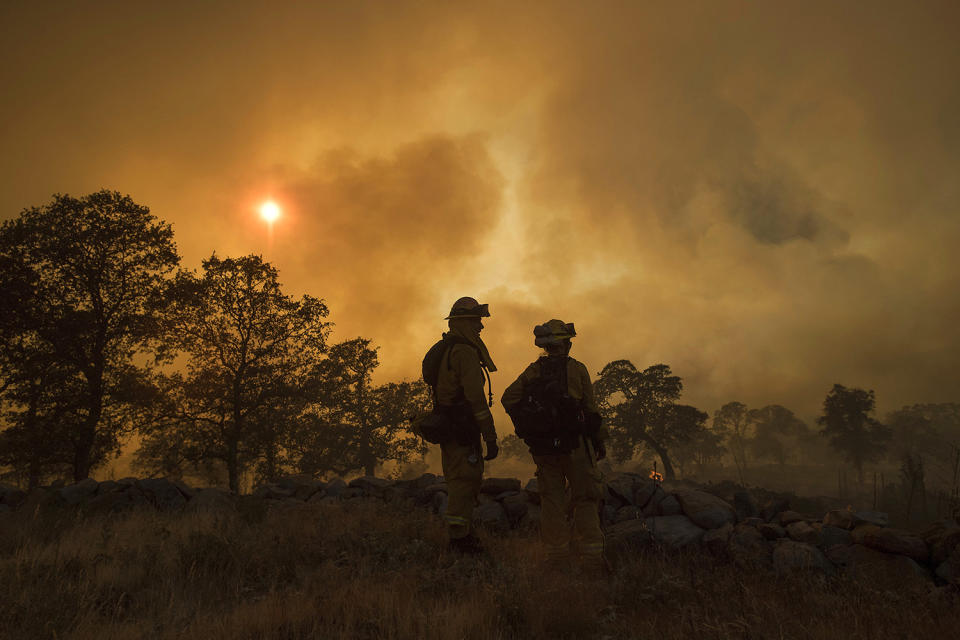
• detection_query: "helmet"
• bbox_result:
[534,319,576,347]
[445,297,490,320]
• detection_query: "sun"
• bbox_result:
[259,201,281,223]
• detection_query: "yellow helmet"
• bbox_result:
[534,319,576,347]
[445,297,490,320]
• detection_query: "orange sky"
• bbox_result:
[2,1,959,425]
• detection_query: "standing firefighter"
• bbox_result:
[417,297,499,554]
[501,319,607,572]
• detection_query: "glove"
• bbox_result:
[483,439,499,461]
[593,439,607,461]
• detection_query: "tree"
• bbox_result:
[747,404,808,467]
[140,254,330,492]
[667,404,716,477]
[713,401,751,484]
[499,434,530,461]
[887,403,960,494]
[0,191,179,481]
[817,384,889,484]
[295,338,429,477]
[594,361,689,480]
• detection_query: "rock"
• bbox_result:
[605,518,654,563]
[852,511,889,527]
[648,515,705,548]
[703,522,733,555]
[729,523,772,567]
[348,476,392,497]
[758,523,786,540]
[136,478,187,510]
[614,506,645,524]
[741,517,764,528]
[481,477,521,495]
[324,477,347,497]
[823,509,855,529]
[95,481,123,495]
[641,486,666,517]
[253,484,294,500]
[773,540,835,575]
[845,544,931,591]
[521,503,541,529]
[761,497,790,522]
[306,490,329,504]
[524,477,538,494]
[495,490,521,501]
[634,480,658,509]
[59,478,99,505]
[173,480,196,499]
[294,481,325,501]
[473,501,508,531]
[22,487,62,511]
[0,483,26,507]
[777,510,805,526]
[603,504,618,525]
[786,521,821,546]
[820,525,853,549]
[85,486,151,513]
[673,489,736,530]
[825,544,854,567]
[935,548,960,585]
[340,487,364,500]
[606,474,638,506]
[733,490,759,521]
[932,529,960,566]
[851,525,928,563]
[658,494,683,516]
[501,493,529,525]
[186,488,235,512]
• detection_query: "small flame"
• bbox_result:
[649,470,663,482]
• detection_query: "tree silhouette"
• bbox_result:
[0,191,179,481]
[713,401,751,484]
[594,361,687,479]
[670,405,724,477]
[141,254,330,492]
[747,404,808,467]
[817,384,889,484]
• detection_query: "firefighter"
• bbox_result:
[430,297,499,554]
[501,319,607,572]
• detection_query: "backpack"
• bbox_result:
[508,356,585,453]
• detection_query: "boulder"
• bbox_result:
[634,480,659,509]
[136,478,188,510]
[95,481,123,496]
[641,486,666,517]
[773,540,835,575]
[729,523,772,567]
[935,548,960,585]
[614,506,645,524]
[703,522,733,555]
[340,487,364,500]
[306,490,330,504]
[673,489,736,530]
[741,517,764,528]
[481,477,521,495]
[501,493,529,526]
[658,495,683,516]
[852,511,889,527]
[820,525,853,549]
[294,481,325,501]
[173,480,196,499]
[851,525,928,564]
[473,501,508,531]
[0,483,26,507]
[758,523,786,540]
[22,487,62,511]
[648,515,705,548]
[845,544,931,591]
[823,509,855,529]
[602,504,618,525]
[777,510,805,527]
[59,478,99,505]
[786,521,821,546]
[605,518,654,563]
[524,477,538,494]
[932,529,960,566]
[733,490,759,521]
[253,484,294,500]
[85,486,151,513]
[348,476,392,497]
[521,503,541,529]
[761,497,790,522]
[606,474,638,505]
[186,488,236,512]
[825,544,854,567]
[325,477,347,498]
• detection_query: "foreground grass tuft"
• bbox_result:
[1,501,957,639]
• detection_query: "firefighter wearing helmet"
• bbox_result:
[420,297,499,554]
[501,319,607,572]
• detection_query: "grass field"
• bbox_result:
[1,500,957,640]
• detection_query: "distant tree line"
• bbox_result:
[0,191,428,491]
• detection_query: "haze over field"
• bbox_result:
[2,1,958,422]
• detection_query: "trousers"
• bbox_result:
[533,439,604,564]
[440,440,483,539]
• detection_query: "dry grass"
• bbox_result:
[1,500,957,640]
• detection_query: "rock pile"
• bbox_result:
[2,473,958,590]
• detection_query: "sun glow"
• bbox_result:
[259,201,281,223]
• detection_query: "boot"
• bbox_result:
[449,533,484,555]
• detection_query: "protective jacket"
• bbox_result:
[434,325,496,443]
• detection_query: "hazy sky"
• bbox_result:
[2,1,958,424]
